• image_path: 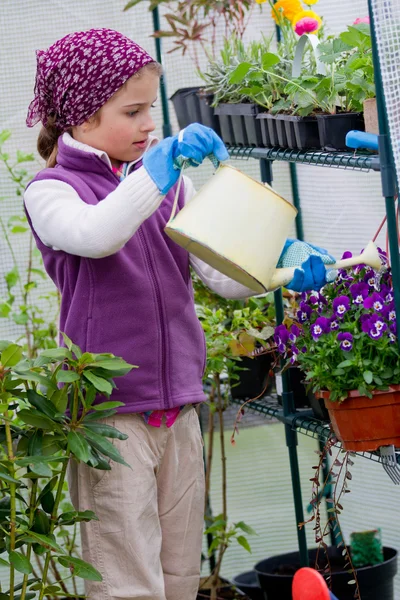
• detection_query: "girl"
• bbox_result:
[25,28,335,600]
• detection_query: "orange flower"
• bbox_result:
[271,0,303,23]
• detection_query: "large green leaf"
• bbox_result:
[17,410,57,430]
[68,430,92,463]
[27,390,62,419]
[56,370,80,383]
[229,62,252,84]
[82,408,117,422]
[84,429,130,468]
[1,344,23,367]
[40,347,73,360]
[49,386,69,414]
[21,531,64,553]
[0,472,21,486]
[83,371,113,395]
[9,550,33,574]
[57,555,103,581]
[91,401,125,411]
[83,422,128,440]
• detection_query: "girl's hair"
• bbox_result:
[37,61,162,169]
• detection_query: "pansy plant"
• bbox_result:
[274,249,400,402]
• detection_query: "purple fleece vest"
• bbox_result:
[26,137,207,412]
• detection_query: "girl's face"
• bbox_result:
[73,70,159,167]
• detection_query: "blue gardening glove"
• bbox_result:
[142,123,229,195]
[277,239,337,292]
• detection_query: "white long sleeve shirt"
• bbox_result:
[24,133,255,299]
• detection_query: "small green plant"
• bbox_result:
[0,130,59,359]
[0,335,135,599]
[194,274,276,599]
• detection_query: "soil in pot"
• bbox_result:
[316,112,365,151]
[170,87,201,129]
[231,354,274,400]
[318,385,400,451]
[255,546,397,600]
[231,570,264,600]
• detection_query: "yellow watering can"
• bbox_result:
[165,164,382,293]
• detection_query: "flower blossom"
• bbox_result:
[294,17,320,35]
[311,316,331,340]
[297,301,313,323]
[364,292,385,313]
[332,295,350,316]
[337,332,353,351]
[350,282,369,304]
[353,16,370,25]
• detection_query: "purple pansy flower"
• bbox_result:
[350,282,369,304]
[290,345,299,364]
[332,295,350,316]
[364,272,376,288]
[330,317,339,331]
[366,313,387,339]
[364,291,385,313]
[297,302,313,323]
[337,331,353,351]
[289,324,301,342]
[274,324,289,346]
[311,316,331,340]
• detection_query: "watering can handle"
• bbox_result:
[166,148,221,226]
[270,241,382,290]
[292,34,326,78]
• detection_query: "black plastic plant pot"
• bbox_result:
[276,115,297,149]
[216,103,248,146]
[232,103,263,147]
[256,113,275,147]
[308,392,330,420]
[290,115,320,150]
[170,87,200,129]
[231,354,274,401]
[197,579,248,599]
[232,571,264,600]
[276,366,311,410]
[185,87,203,124]
[197,91,221,135]
[316,112,365,151]
[214,104,236,146]
[255,546,397,600]
[275,114,289,148]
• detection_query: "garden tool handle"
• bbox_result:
[270,240,382,290]
[346,130,379,151]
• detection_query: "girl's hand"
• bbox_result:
[143,124,229,195]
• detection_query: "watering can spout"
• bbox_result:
[268,241,382,291]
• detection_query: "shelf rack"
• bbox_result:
[153,0,400,577]
[229,395,396,467]
[227,146,381,172]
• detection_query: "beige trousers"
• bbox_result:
[68,406,205,600]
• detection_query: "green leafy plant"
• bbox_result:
[0,130,59,359]
[0,335,135,599]
[123,0,255,69]
[273,249,399,402]
[193,274,277,599]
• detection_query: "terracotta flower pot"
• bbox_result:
[363,98,379,134]
[316,385,400,451]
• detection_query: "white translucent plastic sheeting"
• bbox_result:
[369,0,400,188]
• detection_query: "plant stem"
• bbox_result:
[19,480,38,600]
[38,455,70,600]
[4,411,16,600]
[204,387,215,515]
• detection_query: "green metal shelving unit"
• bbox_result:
[154,0,400,577]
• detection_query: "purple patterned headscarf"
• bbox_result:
[26,28,155,131]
